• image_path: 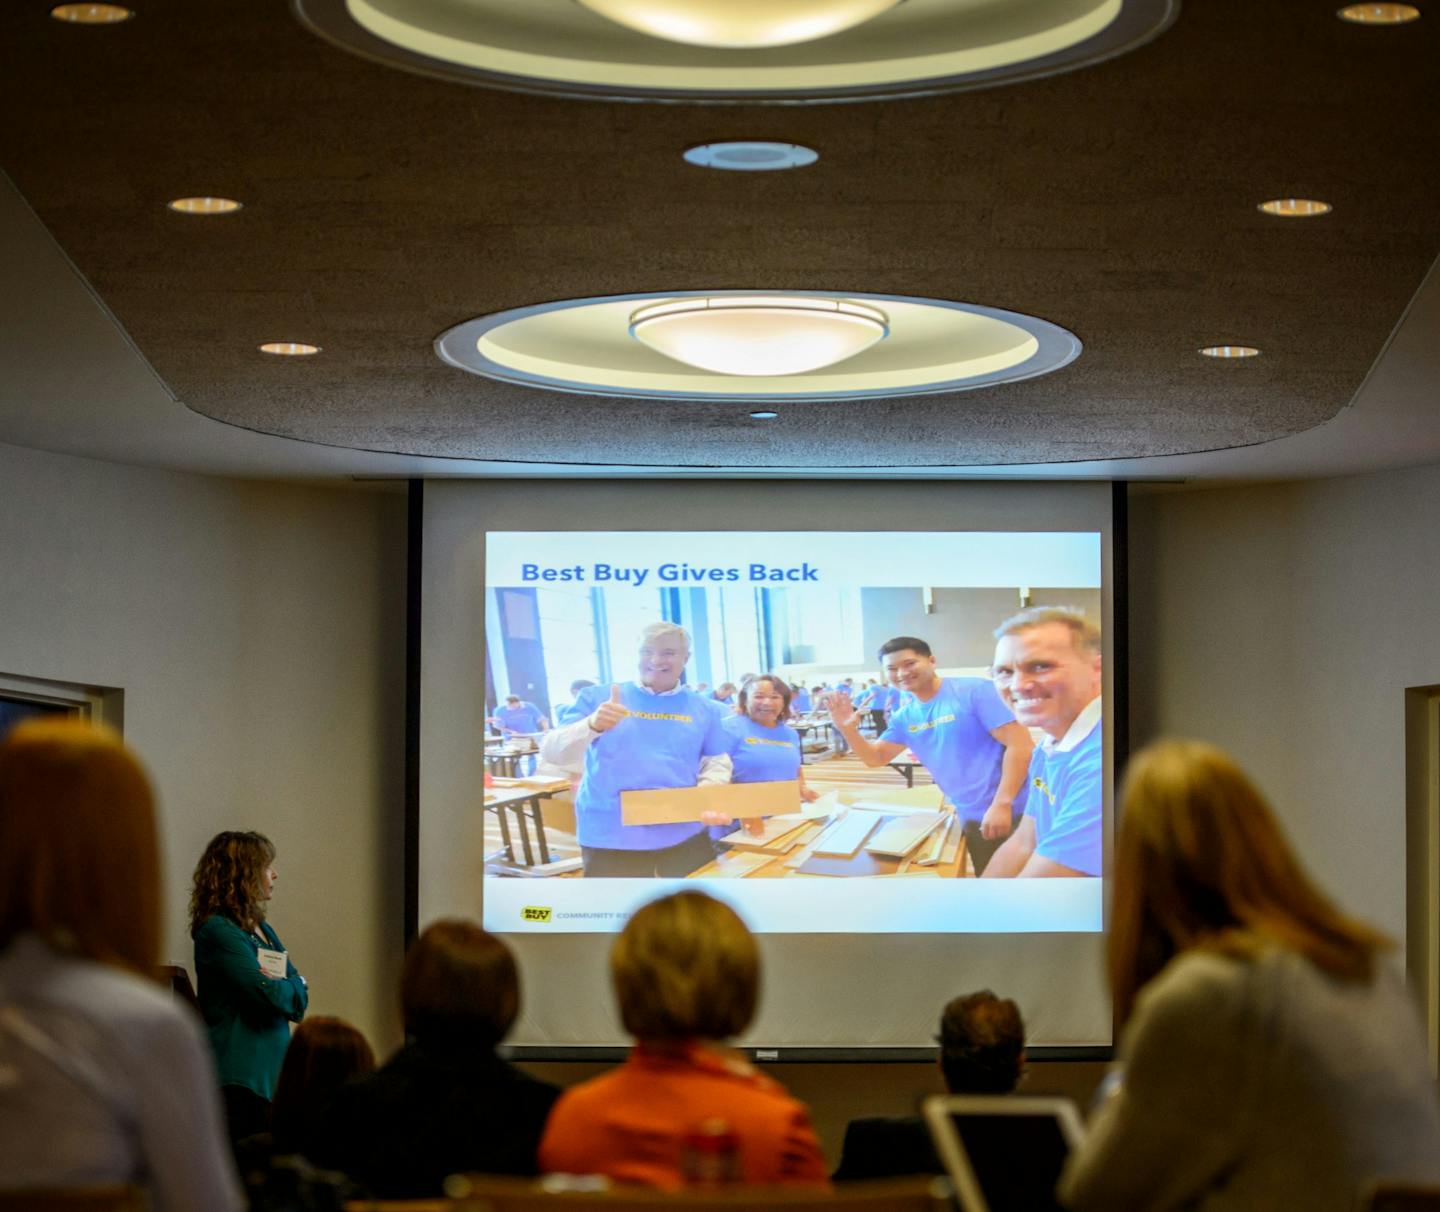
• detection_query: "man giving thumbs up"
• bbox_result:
[538,622,733,877]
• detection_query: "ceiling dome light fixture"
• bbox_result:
[573,0,903,48]
[50,3,134,22]
[630,296,889,376]
[1337,3,1420,23]
[1258,198,1332,217]
[1199,345,1260,359]
[167,196,243,215]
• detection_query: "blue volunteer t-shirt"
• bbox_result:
[792,689,812,714]
[880,678,1024,823]
[572,683,730,851]
[1028,717,1103,876]
[495,701,544,733]
[723,714,803,783]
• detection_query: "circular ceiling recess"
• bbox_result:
[294,0,1178,104]
[435,291,1080,403]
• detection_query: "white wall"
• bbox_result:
[0,442,407,1048]
[1129,461,1440,941]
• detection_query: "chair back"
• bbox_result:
[0,1188,144,1212]
[383,1174,949,1212]
[1364,1184,1440,1212]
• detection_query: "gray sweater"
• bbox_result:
[1061,947,1440,1212]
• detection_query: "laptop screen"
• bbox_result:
[946,1111,1073,1212]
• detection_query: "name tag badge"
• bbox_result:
[256,947,287,979]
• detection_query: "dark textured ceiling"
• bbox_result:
[2,0,1438,469]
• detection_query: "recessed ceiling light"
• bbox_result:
[630,297,888,377]
[50,3,133,22]
[1199,345,1261,359]
[1258,198,1332,218]
[167,196,243,216]
[259,342,321,356]
[683,142,819,172]
[573,0,902,48]
[1337,4,1420,23]
[750,411,779,419]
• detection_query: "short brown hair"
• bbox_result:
[1110,739,1389,1026]
[270,1016,376,1151]
[189,830,276,936]
[938,991,1025,1094]
[0,719,161,976]
[737,675,794,723]
[992,606,1100,654]
[611,891,758,1042]
[402,919,520,1047]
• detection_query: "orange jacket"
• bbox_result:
[539,1041,829,1189]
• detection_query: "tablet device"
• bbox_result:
[921,1095,1086,1212]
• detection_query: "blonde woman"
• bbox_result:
[539,891,827,1188]
[1061,739,1440,1211]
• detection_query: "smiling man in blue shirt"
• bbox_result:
[830,636,1033,876]
[983,607,1103,879]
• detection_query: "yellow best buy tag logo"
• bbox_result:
[522,906,553,923]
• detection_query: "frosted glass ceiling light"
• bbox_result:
[629,297,889,376]
[573,0,903,48]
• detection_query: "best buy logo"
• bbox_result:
[522,906,553,923]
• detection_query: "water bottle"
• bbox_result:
[680,1118,741,1187]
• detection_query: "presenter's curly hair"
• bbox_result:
[189,830,275,935]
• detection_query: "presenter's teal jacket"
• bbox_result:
[193,914,308,1100]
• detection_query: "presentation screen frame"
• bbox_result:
[409,479,1127,1062]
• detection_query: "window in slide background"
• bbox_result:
[535,585,602,711]
[599,591,666,686]
[778,585,865,666]
[707,586,765,683]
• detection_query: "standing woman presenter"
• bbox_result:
[190,830,308,1142]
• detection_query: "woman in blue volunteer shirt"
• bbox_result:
[537,622,734,878]
[718,675,819,839]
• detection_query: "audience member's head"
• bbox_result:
[269,1016,376,1152]
[938,991,1026,1093]
[189,829,276,935]
[611,891,758,1043]
[0,718,160,975]
[402,919,520,1049]
[1110,738,1388,1025]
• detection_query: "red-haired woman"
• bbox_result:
[0,720,242,1211]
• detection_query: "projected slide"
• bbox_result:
[482,531,1103,935]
